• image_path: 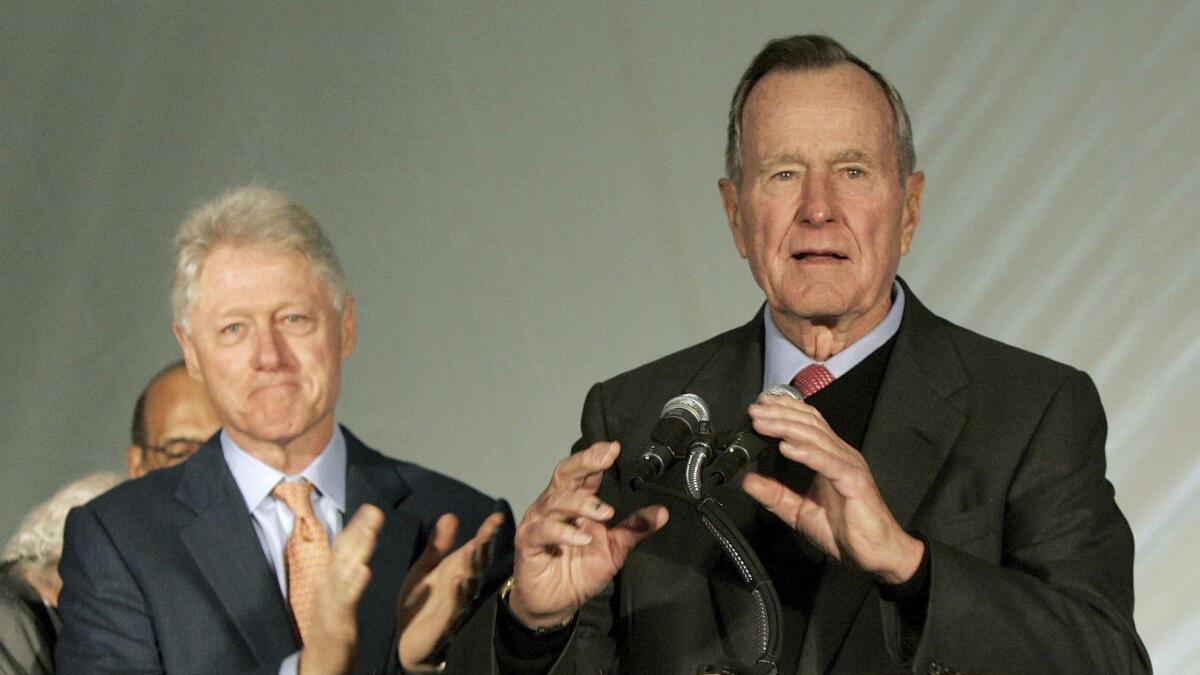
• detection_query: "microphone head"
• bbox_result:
[763,384,802,400]
[660,393,711,423]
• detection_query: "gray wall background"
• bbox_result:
[3,2,1197,668]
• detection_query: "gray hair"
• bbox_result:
[171,186,348,334]
[724,34,916,185]
[3,472,125,573]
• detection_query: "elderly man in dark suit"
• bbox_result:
[473,35,1151,674]
[56,187,514,674]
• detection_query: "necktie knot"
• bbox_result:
[272,479,315,513]
[791,363,835,399]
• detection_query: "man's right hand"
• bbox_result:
[507,441,669,628]
[299,504,383,675]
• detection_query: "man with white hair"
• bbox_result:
[56,187,514,674]
[2,472,123,674]
[479,34,1150,674]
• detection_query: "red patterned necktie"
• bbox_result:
[272,480,331,646]
[791,363,835,399]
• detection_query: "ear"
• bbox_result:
[173,324,203,382]
[339,294,357,361]
[718,178,749,259]
[899,171,925,256]
[126,445,147,478]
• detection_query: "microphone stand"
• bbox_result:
[632,435,782,675]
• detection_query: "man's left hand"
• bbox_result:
[740,392,924,585]
[395,511,506,672]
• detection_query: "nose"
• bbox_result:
[797,171,837,226]
[253,323,285,370]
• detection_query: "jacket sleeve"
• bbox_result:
[890,371,1152,674]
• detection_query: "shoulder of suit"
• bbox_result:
[917,303,1091,399]
[350,434,502,508]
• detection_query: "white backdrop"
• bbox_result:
[2,2,1196,668]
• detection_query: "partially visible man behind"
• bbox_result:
[2,472,123,674]
[56,186,514,674]
[125,360,222,478]
[487,35,1152,674]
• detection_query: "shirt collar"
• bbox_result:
[221,425,347,514]
[763,280,905,388]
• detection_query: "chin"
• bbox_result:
[773,293,852,323]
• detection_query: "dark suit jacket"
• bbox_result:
[465,283,1149,674]
[55,426,514,675]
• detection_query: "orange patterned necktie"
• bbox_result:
[792,363,835,399]
[272,480,331,646]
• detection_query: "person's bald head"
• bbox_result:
[126,361,222,478]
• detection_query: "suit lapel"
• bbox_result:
[801,286,968,673]
[176,441,297,665]
[341,429,423,670]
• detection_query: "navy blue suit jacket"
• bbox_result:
[55,427,514,675]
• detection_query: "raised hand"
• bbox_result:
[396,511,505,672]
[740,392,924,585]
[299,504,384,675]
[507,441,669,628]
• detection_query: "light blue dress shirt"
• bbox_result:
[220,424,348,675]
[762,281,906,389]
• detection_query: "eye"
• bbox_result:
[279,314,312,332]
[844,167,865,179]
[773,170,797,181]
[220,322,243,335]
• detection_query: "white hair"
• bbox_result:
[3,472,124,574]
[171,186,348,334]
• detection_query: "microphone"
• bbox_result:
[704,384,801,487]
[631,393,711,488]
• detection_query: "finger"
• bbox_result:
[331,504,383,568]
[550,441,620,489]
[741,471,810,526]
[607,504,669,565]
[409,513,460,581]
[471,511,506,545]
[749,400,826,430]
[541,489,615,523]
[749,413,861,466]
[520,517,595,549]
[469,511,506,574]
[776,440,869,497]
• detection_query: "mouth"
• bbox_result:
[792,250,849,263]
[253,381,300,395]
